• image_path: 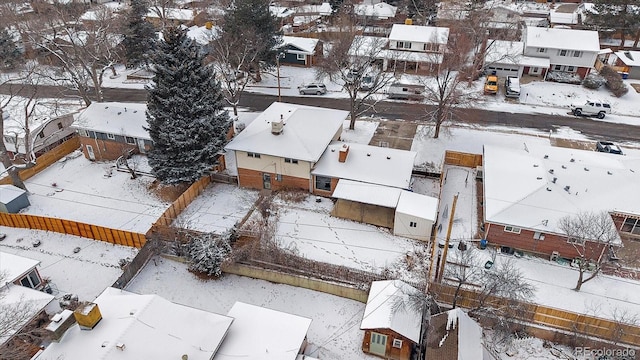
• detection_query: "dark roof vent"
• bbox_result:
[564,185,570,192]
[386,156,390,160]
[537,177,542,180]
[584,167,589,171]
[546,187,551,191]
[570,158,575,162]
[562,165,567,169]
[533,164,539,167]
[544,155,549,159]
[117,112,121,115]
[552,177,557,183]
[607,171,612,175]
[548,169,554,174]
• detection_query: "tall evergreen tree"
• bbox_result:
[146,26,230,185]
[0,27,22,69]
[122,0,157,68]
[221,0,281,81]
[587,0,640,47]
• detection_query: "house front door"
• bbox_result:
[530,67,541,75]
[262,173,271,190]
[369,332,387,357]
[86,145,95,160]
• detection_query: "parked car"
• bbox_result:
[484,75,498,95]
[504,77,520,98]
[387,83,425,100]
[596,141,623,155]
[298,83,327,95]
[570,100,611,119]
[359,74,378,92]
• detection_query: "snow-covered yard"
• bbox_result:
[21,154,169,233]
[0,226,137,302]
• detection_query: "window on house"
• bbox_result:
[397,41,404,48]
[554,65,562,71]
[247,152,261,158]
[568,237,585,246]
[4,136,14,144]
[107,133,115,140]
[284,158,298,164]
[621,217,640,235]
[57,122,63,129]
[296,54,305,61]
[404,42,412,49]
[533,232,545,240]
[537,48,547,53]
[315,176,332,191]
[559,50,568,56]
[125,136,135,145]
[392,339,403,348]
[19,270,41,289]
[78,129,89,137]
[504,226,521,234]
[567,66,575,72]
[410,221,417,228]
[573,51,582,57]
[38,132,45,139]
[424,43,437,52]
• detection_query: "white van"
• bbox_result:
[505,77,520,98]
[387,83,425,100]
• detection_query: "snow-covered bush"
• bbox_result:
[600,66,629,97]
[546,71,581,84]
[581,74,605,89]
[187,229,236,277]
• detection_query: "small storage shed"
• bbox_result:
[0,184,30,213]
[394,191,438,241]
[425,308,483,360]
[331,180,402,229]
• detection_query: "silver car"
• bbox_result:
[299,83,327,95]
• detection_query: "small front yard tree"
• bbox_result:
[146,26,231,184]
[558,211,619,291]
[187,228,236,277]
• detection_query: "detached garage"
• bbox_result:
[394,191,438,241]
[0,184,30,213]
[331,180,400,229]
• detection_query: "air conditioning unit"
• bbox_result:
[476,166,483,180]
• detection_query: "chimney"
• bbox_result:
[46,310,77,342]
[73,302,102,330]
[271,114,284,135]
[338,144,349,163]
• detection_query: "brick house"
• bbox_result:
[278,36,323,67]
[224,102,348,192]
[360,280,423,360]
[481,144,637,259]
[73,102,152,161]
[522,27,600,79]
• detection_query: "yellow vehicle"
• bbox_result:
[484,75,499,95]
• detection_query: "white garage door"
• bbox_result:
[486,65,520,78]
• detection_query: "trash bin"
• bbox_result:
[484,260,493,269]
[480,239,487,249]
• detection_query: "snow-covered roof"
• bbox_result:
[312,142,416,189]
[427,308,482,360]
[295,3,332,16]
[549,3,580,24]
[525,26,600,52]
[484,40,523,65]
[519,55,550,68]
[281,36,319,54]
[348,35,389,57]
[186,25,219,45]
[270,5,295,18]
[332,180,402,208]
[396,191,438,221]
[74,102,150,140]
[360,280,422,343]
[483,144,639,242]
[225,102,347,162]
[354,2,398,18]
[0,284,55,346]
[0,184,27,205]
[146,8,194,21]
[389,24,449,45]
[40,287,234,360]
[614,50,640,67]
[215,302,311,360]
[0,251,40,283]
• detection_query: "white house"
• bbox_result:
[522,26,600,79]
[484,40,524,78]
[39,287,234,360]
[394,191,439,241]
[225,102,348,192]
[214,302,312,360]
[384,24,450,73]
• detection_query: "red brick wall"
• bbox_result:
[485,222,607,259]
[577,67,590,79]
[237,168,310,191]
[79,137,141,161]
[311,177,339,196]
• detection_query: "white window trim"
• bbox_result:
[504,226,521,234]
[107,133,115,140]
[533,232,545,240]
[78,129,89,137]
[296,53,306,61]
[126,136,136,145]
[392,339,403,348]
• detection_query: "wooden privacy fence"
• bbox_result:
[0,212,146,248]
[443,150,482,168]
[151,175,211,228]
[0,137,80,185]
[430,283,640,346]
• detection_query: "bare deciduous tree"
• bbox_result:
[558,211,619,291]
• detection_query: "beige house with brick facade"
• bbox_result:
[224,102,348,192]
[482,144,639,259]
[74,102,152,161]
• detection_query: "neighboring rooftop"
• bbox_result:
[525,26,600,52]
[354,2,398,18]
[0,185,27,205]
[360,280,422,343]
[0,284,55,346]
[483,144,640,240]
[332,179,403,208]
[484,40,524,65]
[389,24,449,45]
[281,36,319,54]
[312,142,416,189]
[614,50,640,67]
[74,102,149,140]
[426,308,483,360]
[39,287,234,360]
[0,251,40,283]
[225,102,348,162]
[396,191,439,221]
[214,301,312,360]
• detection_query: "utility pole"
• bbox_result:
[437,193,458,283]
